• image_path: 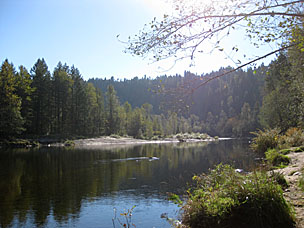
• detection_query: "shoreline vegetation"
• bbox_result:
[0,132,218,148]
[169,127,304,228]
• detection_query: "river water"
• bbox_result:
[0,139,258,228]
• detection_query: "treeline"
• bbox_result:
[89,67,266,137]
[2,43,303,139]
[259,46,304,132]
[0,59,205,139]
[89,50,303,138]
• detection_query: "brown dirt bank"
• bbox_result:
[275,152,304,227]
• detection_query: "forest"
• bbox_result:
[0,39,303,140]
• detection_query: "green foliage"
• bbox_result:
[110,134,121,139]
[90,67,265,137]
[279,148,292,155]
[0,60,25,138]
[265,149,290,168]
[250,128,280,153]
[259,52,304,131]
[269,171,289,190]
[30,58,52,135]
[1,55,302,141]
[179,164,295,228]
[299,166,304,193]
[283,128,304,147]
[15,65,34,130]
[106,85,120,135]
[64,140,75,147]
[175,133,212,142]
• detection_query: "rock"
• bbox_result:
[293,172,301,176]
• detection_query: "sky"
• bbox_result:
[0,0,276,80]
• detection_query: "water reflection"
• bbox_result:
[0,139,257,228]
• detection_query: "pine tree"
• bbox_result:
[30,58,52,135]
[15,65,34,131]
[52,62,73,134]
[0,60,24,138]
[105,85,120,135]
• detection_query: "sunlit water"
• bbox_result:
[0,139,258,228]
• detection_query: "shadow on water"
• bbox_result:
[0,139,258,228]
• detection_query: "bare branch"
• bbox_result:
[191,43,297,92]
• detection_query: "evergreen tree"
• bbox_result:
[95,88,105,135]
[70,66,87,135]
[0,60,24,137]
[105,85,120,135]
[129,108,144,138]
[84,83,101,135]
[52,62,73,134]
[30,58,52,135]
[123,101,132,134]
[259,53,301,131]
[15,65,34,131]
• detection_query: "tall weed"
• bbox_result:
[178,164,295,228]
[250,128,280,153]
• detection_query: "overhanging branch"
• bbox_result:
[190,43,298,92]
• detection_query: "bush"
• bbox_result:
[284,128,304,147]
[250,128,280,153]
[110,134,121,139]
[269,171,289,189]
[178,164,295,228]
[64,140,75,147]
[265,149,290,168]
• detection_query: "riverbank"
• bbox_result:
[73,135,217,148]
[275,151,304,228]
[0,133,218,148]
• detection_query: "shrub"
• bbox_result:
[284,127,304,147]
[151,136,159,140]
[64,140,75,147]
[269,171,289,189]
[250,128,281,153]
[265,149,290,168]
[110,134,121,139]
[178,164,295,228]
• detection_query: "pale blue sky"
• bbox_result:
[0,0,275,80]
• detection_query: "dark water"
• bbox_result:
[0,139,258,228]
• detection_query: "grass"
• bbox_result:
[174,164,295,228]
[251,128,304,154]
[250,127,304,170]
[265,148,290,168]
[250,128,280,153]
[298,166,304,193]
[269,171,289,189]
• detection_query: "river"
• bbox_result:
[0,139,258,228]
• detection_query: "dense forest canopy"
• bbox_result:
[1,42,303,139]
